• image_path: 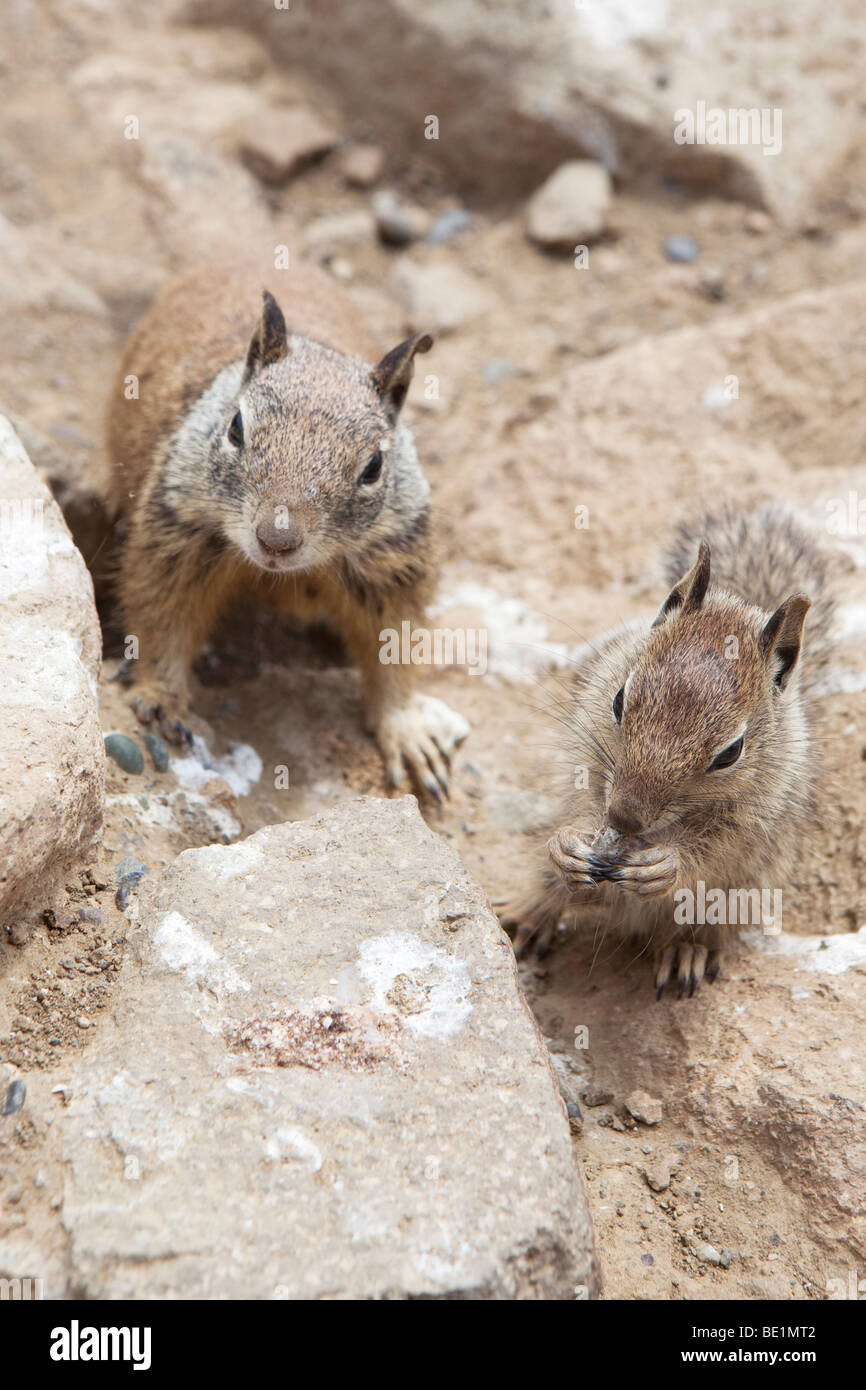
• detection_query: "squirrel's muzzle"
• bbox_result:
[255,510,304,558]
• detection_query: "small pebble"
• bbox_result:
[104,733,144,775]
[482,358,516,386]
[77,1017,91,1029]
[143,732,170,773]
[582,1085,614,1107]
[77,906,105,926]
[692,1239,731,1268]
[664,234,699,263]
[115,856,148,881]
[644,1154,677,1192]
[426,207,471,244]
[566,1100,583,1132]
[2,1079,26,1116]
[371,189,430,245]
[625,1089,663,1126]
[116,871,145,911]
[339,142,384,188]
[641,1253,655,1266]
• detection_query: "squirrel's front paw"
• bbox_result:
[547,827,602,889]
[607,845,680,899]
[130,689,193,747]
[377,693,470,802]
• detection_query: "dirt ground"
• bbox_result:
[1,2,865,1300]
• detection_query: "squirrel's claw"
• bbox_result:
[654,943,721,999]
[547,828,600,887]
[607,845,679,899]
[377,693,469,803]
[130,693,193,747]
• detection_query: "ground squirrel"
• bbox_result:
[105,258,468,798]
[506,506,835,996]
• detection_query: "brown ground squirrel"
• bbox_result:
[506,506,835,997]
[106,258,468,799]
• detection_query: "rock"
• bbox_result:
[625,1090,663,1126]
[339,142,385,188]
[2,1079,26,1115]
[238,106,337,184]
[135,132,272,262]
[199,0,866,223]
[104,734,144,776]
[644,1154,677,1192]
[115,857,148,882]
[482,358,516,386]
[0,418,103,944]
[143,733,170,774]
[302,209,376,256]
[426,207,472,245]
[372,189,431,246]
[664,234,699,263]
[391,259,493,333]
[48,798,598,1299]
[582,1085,614,1108]
[744,210,772,235]
[526,160,611,251]
[691,1239,731,1268]
[76,907,105,926]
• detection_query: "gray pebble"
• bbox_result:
[77,906,105,926]
[426,208,471,244]
[2,1079,26,1116]
[143,732,170,773]
[482,358,516,386]
[664,234,699,263]
[116,872,145,912]
[115,856,148,882]
[104,733,144,775]
[582,1085,614,1107]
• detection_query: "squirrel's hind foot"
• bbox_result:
[654,943,722,1000]
[130,690,194,747]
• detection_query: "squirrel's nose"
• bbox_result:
[607,797,644,835]
[256,514,303,557]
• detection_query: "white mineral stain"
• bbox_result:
[264,1126,323,1171]
[745,924,866,975]
[358,931,472,1038]
[154,910,249,993]
[171,734,263,796]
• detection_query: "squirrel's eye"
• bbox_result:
[359,452,383,486]
[612,686,624,723]
[228,410,244,447]
[708,735,744,772]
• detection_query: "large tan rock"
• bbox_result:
[51,797,598,1299]
[0,416,104,940]
[186,0,866,220]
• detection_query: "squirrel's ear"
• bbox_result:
[760,593,811,691]
[243,290,289,382]
[652,540,711,627]
[371,332,433,415]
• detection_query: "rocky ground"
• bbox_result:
[1,0,865,1299]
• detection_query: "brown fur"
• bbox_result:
[107,259,379,512]
[106,258,463,796]
[507,506,836,995]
